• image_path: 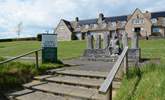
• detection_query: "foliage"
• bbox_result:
[114,63,165,100]
[0,61,63,90]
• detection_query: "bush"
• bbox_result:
[37,34,42,41]
[0,61,63,90]
[0,39,13,42]
[0,57,6,61]
[0,37,37,42]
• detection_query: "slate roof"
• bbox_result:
[77,15,128,25]
[79,19,97,25]
[151,11,165,18]
[66,11,165,28]
[72,11,165,25]
[105,15,128,22]
[62,19,73,32]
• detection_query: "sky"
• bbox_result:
[0,0,165,39]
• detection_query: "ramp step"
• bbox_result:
[55,70,108,78]
[6,89,34,99]
[15,91,65,100]
[45,75,104,88]
[34,75,52,80]
[23,80,47,88]
[29,82,106,99]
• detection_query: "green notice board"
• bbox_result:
[42,34,57,63]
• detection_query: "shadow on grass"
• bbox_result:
[127,64,142,100]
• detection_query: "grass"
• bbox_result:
[139,39,165,63]
[114,39,165,100]
[114,63,165,100]
[0,40,85,91]
[0,39,164,61]
[0,40,86,60]
[0,57,64,90]
[0,39,165,99]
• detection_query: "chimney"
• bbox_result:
[99,13,104,20]
[145,11,149,13]
[98,13,104,24]
[75,17,79,22]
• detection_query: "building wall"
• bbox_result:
[55,9,165,41]
[160,27,165,37]
[54,20,72,41]
[157,17,165,37]
[125,9,152,37]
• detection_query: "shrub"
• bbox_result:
[37,34,42,41]
[0,61,63,90]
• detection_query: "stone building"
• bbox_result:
[54,8,165,41]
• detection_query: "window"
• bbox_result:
[94,24,98,28]
[132,18,144,24]
[76,25,81,30]
[162,18,165,25]
[85,24,89,29]
[120,21,126,27]
[59,26,64,30]
[153,27,160,32]
[111,22,116,27]
[102,23,107,28]
[151,18,157,24]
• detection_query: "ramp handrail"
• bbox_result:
[0,48,42,69]
[99,46,129,100]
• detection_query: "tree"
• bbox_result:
[16,22,23,38]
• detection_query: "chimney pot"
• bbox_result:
[75,17,79,22]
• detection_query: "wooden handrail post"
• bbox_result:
[124,51,128,76]
[35,51,39,69]
[109,83,112,100]
[105,83,113,100]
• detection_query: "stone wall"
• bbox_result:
[54,20,72,41]
[125,9,152,38]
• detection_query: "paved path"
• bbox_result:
[62,59,115,72]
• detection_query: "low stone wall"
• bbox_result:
[128,48,141,62]
[81,49,118,62]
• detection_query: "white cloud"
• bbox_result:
[0,0,165,39]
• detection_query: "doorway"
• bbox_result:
[134,27,141,36]
[134,27,141,33]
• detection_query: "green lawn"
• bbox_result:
[0,39,165,61]
[139,39,165,62]
[0,40,86,90]
[0,39,165,99]
[0,40,86,60]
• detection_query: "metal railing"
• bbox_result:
[99,46,129,100]
[0,49,42,69]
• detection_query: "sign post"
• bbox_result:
[42,34,57,63]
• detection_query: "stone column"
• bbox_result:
[131,32,139,49]
[87,34,94,49]
[122,32,128,48]
[95,35,102,49]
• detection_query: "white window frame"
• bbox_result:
[111,22,116,27]
[151,18,157,24]
[132,18,144,24]
[102,23,107,28]
[59,26,64,30]
[85,24,89,29]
